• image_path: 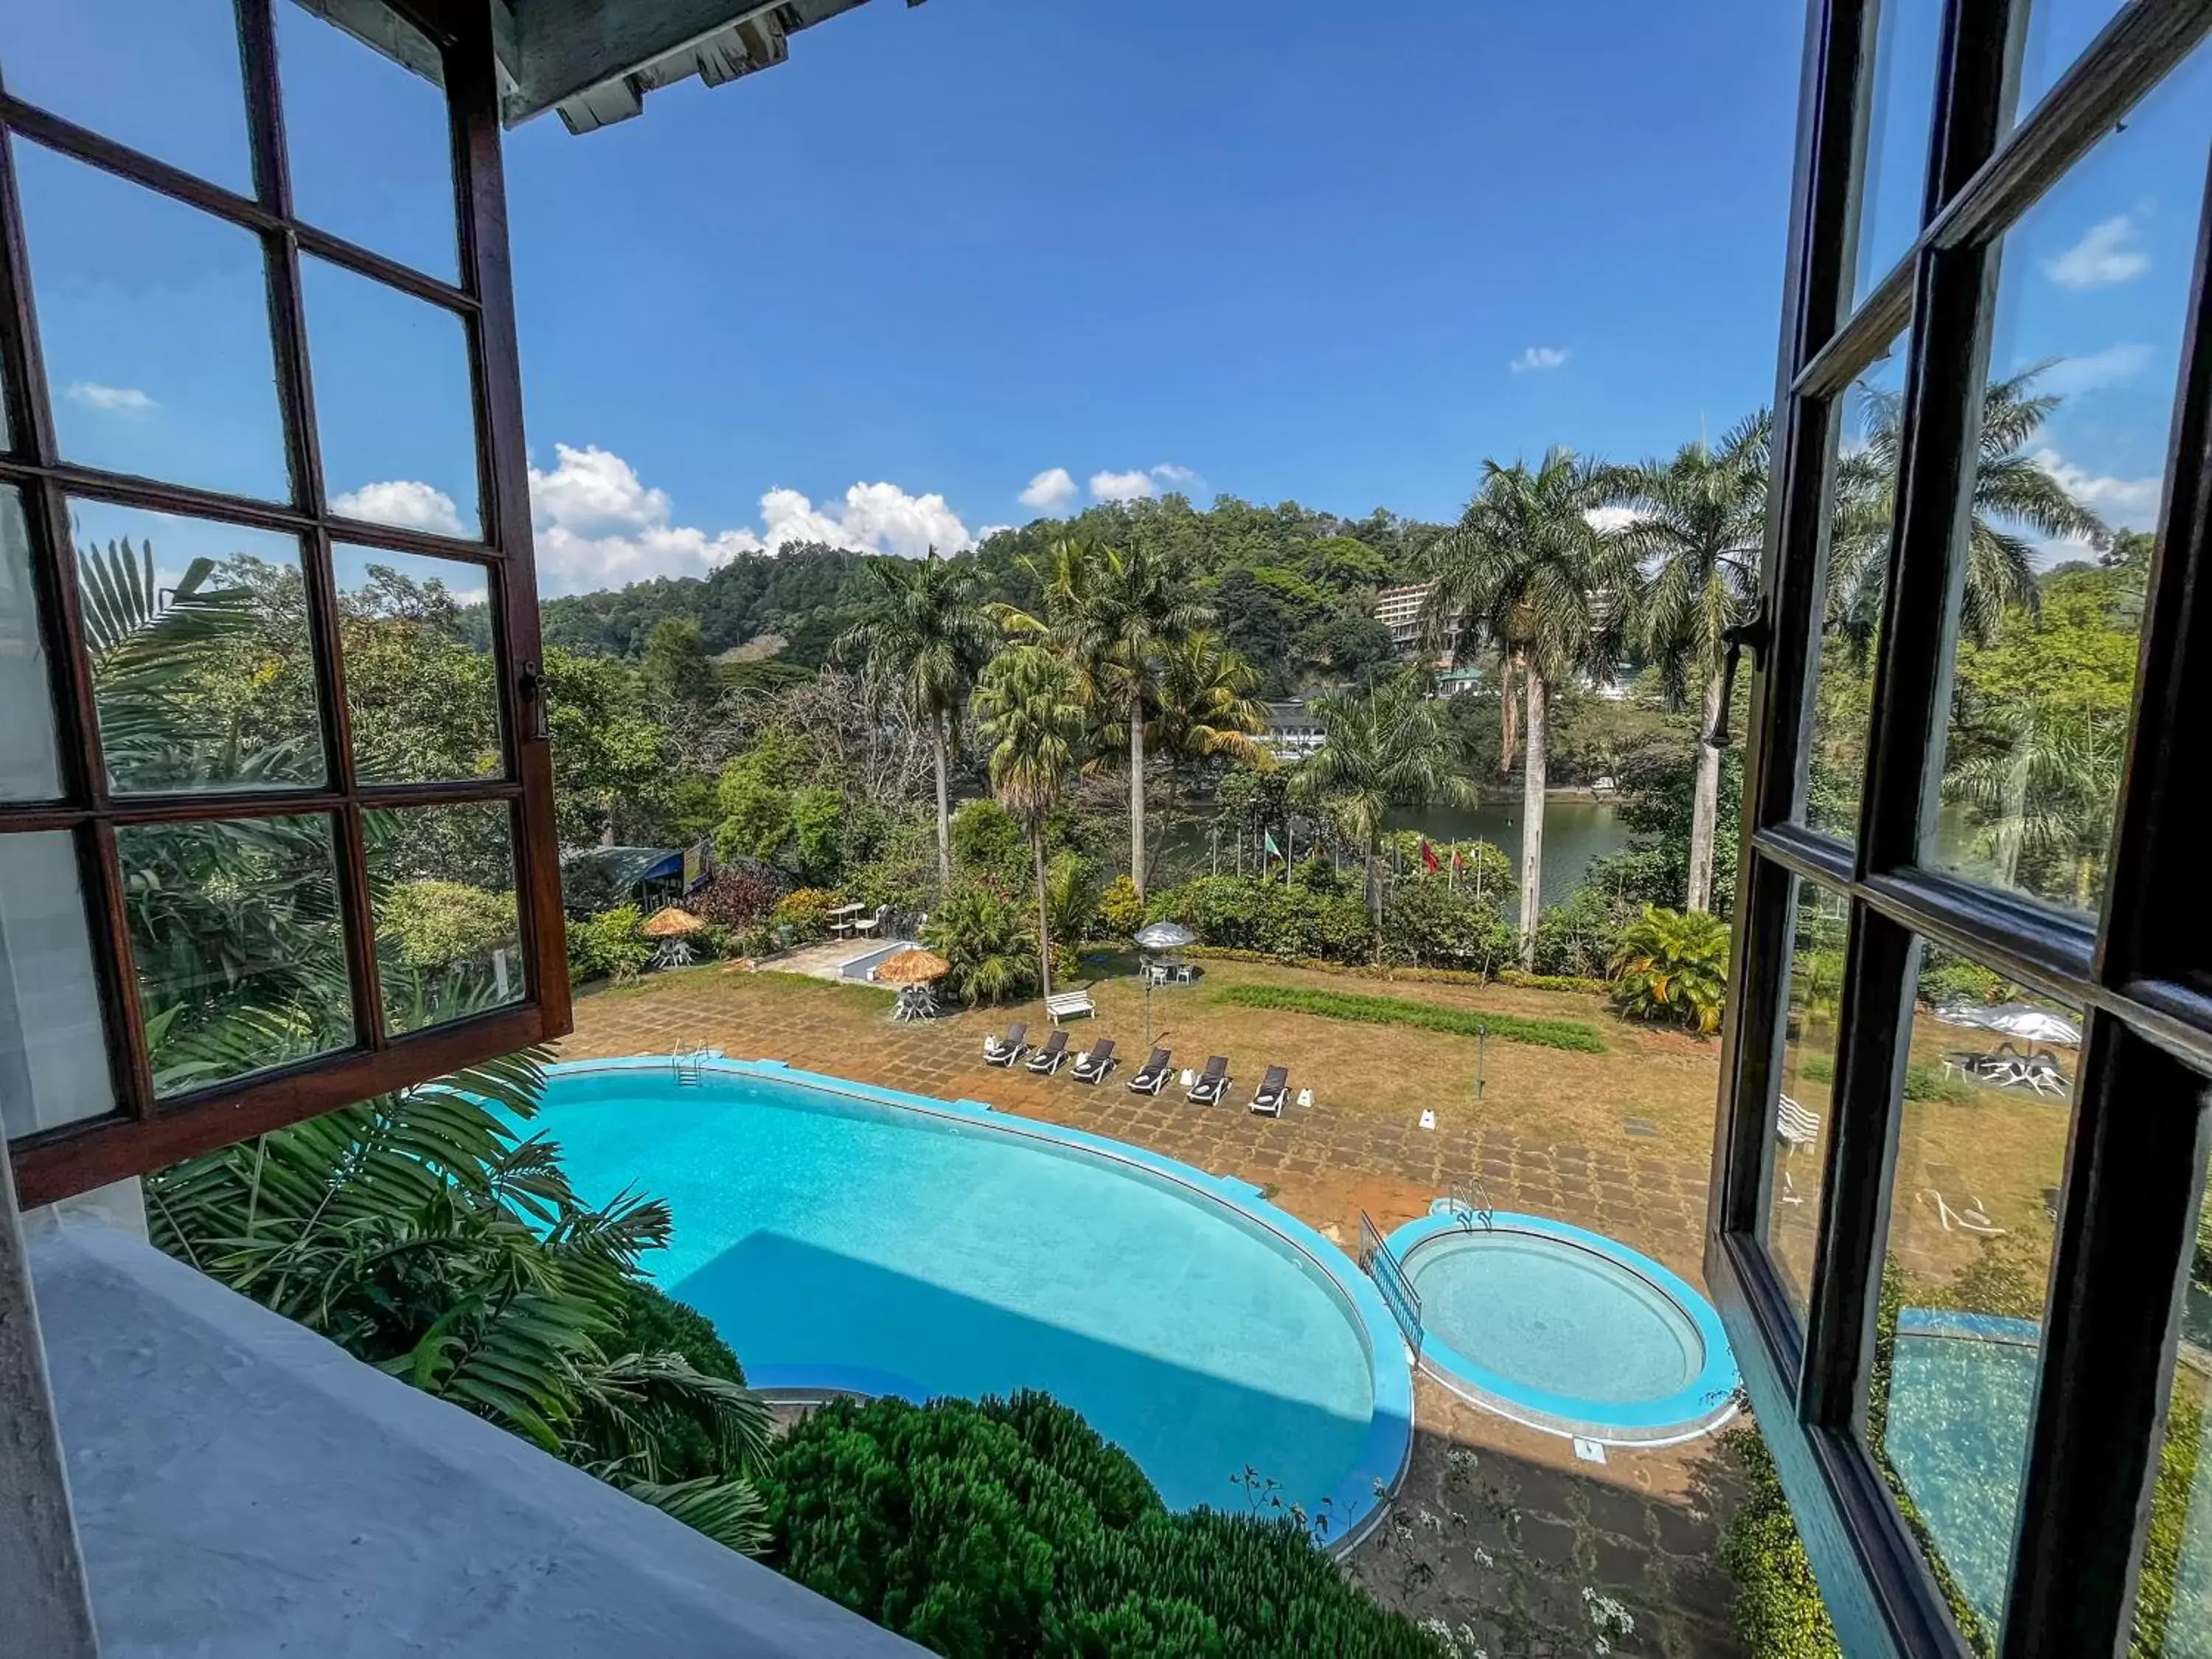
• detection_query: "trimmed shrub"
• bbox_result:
[1212,982,1604,1053]
[1531,883,1632,980]
[1148,874,1372,963]
[1717,1425,1842,1657]
[1380,877,1516,973]
[568,903,653,983]
[773,887,838,942]
[1495,968,1609,995]
[1097,874,1145,939]
[757,1391,1440,1659]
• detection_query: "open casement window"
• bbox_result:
[1714,0,2212,1652]
[0,0,568,1209]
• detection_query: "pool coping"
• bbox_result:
[1383,1208,1740,1447]
[544,1055,1416,1554]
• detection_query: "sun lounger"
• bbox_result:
[1248,1065,1290,1116]
[1921,1162,2005,1237]
[983,1022,1026,1067]
[1045,990,1096,1023]
[1025,1029,1071,1075]
[1127,1048,1172,1094]
[1071,1037,1116,1085]
[1186,1055,1229,1105]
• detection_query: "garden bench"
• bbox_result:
[1045,990,1096,1023]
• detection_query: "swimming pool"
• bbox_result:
[1385,1209,1737,1444]
[535,1058,1411,1542]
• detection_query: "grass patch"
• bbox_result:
[1798,1053,1971,1103]
[1211,982,1604,1054]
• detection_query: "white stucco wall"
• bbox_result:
[29,1220,927,1658]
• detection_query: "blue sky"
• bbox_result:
[1,0,2202,594]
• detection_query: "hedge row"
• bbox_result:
[1180,945,1607,997]
[1210,983,1605,1054]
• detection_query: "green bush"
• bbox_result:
[1610,905,1731,1034]
[951,797,1026,880]
[773,887,838,942]
[569,903,653,982]
[790,785,847,883]
[1098,874,1145,938]
[1148,874,1373,963]
[758,1391,1439,1659]
[1212,981,1604,1053]
[1717,1425,1842,1657]
[1380,877,1516,973]
[608,1281,749,1484]
[1531,883,1632,979]
[922,884,1040,1005]
[379,878,516,970]
[1495,967,1609,995]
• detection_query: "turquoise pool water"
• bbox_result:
[535,1060,1406,1530]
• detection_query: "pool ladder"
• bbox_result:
[1449,1177,1496,1231]
[672,1040,709,1087]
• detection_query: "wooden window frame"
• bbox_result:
[0,0,568,1209]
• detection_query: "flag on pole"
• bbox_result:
[1263,830,1281,859]
[1419,838,1441,874]
[1450,845,1463,872]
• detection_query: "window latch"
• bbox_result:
[518,659,551,742]
[1707,607,1772,749]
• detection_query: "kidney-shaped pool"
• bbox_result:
[533,1059,1411,1539]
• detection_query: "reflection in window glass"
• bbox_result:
[1804,333,1910,838]
[367,801,521,1034]
[2014,0,2130,123]
[278,1,457,279]
[0,0,252,192]
[15,144,288,502]
[1,487,63,800]
[1767,880,1849,1318]
[2139,1139,2212,1652]
[1854,0,1944,302]
[337,545,501,782]
[119,813,352,1095]
[1929,40,2208,915]
[69,500,325,794]
[302,257,480,538]
[0,832,114,1138]
[1867,945,2078,1652]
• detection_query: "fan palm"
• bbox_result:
[996,539,1210,901]
[1424,449,1638,966]
[835,548,995,889]
[1301,671,1477,928]
[973,645,1088,998]
[1616,415,1771,913]
[146,1046,774,1552]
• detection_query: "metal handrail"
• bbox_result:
[1357,1211,1422,1357]
[1448,1176,1495,1231]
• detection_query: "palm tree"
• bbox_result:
[1425,449,1638,967]
[1827,365,2107,655]
[1147,630,1267,883]
[1616,415,1771,913]
[998,540,1209,902]
[1946,709,2123,906]
[973,645,1088,999]
[834,548,994,890]
[1301,671,1477,928]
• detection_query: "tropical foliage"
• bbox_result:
[973,645,1088,998]
[1301,671,1477,925]
[1609,905,1731,1034]
[922,885,1041,1006]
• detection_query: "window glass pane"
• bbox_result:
[119,813,352,1096]
[1867,945,2079,1652]
[1803,331,1910,838]
[337,544,501,782]
[15,143,288,501]
[1767,878,1849,1318]
[302,257,479,538]
[2014,0,2130,122]
[2141,1128,2212,1654]
[0,0,252,192]
[1,487,63,800]
[70,500,325,794]
[1927,37,2208,915]
[0,832,113,1136]
[366,801,522,1035]
[1855,0,1944,302]
[277,1,457,280]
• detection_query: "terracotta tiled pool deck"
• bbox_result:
[559,961,1747,1655]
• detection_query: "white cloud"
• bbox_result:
[1585,506,1645,534]
[2033,342,2152,397]
[331,479,465,536]
[66,381,157,414]
[1018,467,1078,512]
[1509,346,1569,374]
[2045,215,2149,289]
[974,524,1014,543]
[2034,448,2162,549]
[1088,463,1200,503]
[525,442,973,593]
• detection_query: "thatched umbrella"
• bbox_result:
[641,907,705,939]
[874,947,950,985]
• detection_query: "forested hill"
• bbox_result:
[529,493,1447,698]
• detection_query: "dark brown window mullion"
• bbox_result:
[240,0,384,1055]
[451,19,571,1032]
[0,109,154,1127]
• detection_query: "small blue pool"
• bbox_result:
[1385,1210,1737,1444]
[535,1059,1411,1541]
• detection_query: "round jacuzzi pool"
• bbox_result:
[1385,1209,1737,1444]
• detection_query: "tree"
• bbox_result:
[1300,671,1476,928]
[999,540,1209,902]
[1616,416,1769,914]
[639,616,721,712]
[972,646,1088,998]
[1425,449,1638,966]
[835,549,995,890]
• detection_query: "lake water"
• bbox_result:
[1162,796,1632,908]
